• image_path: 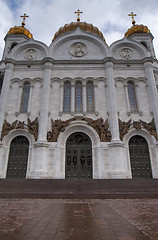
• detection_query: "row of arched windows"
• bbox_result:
[19,81,138,114]
[63,82,94,113]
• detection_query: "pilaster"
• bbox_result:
[38,60,53,141]
[0,61,14,136]
[82,83,86,115]
[144,60,158,134]
[59,83,63,115]
[104,60,120,141]
[71,84,75,115]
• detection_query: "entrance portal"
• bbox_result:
[7,136,29,178]
[129,135,152,178]
[65,132,92,178]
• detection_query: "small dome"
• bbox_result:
[125,24,150,38]
[52,21,105,42]
[7,26,33,39]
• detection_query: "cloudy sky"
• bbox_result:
[0,0,158,58]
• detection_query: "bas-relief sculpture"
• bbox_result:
[69,42,87,57]
[119,118,158,141]
[1,118,39,141]
[47,117,112,142]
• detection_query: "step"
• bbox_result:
[0,179,158,199]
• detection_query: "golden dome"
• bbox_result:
[7,26,33,39]
[52,22,105,41]
[125,24,150,38]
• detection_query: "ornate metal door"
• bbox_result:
[7,136,29,178]
[66,132,92,178]
[129,135,152,178]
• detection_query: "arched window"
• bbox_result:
[127,82,137,112]
[87,82,94,112]
[63,82,71,113]
[20,82,30,113]
[75,82,82,112]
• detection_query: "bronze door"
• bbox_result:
[7,136,29,178]
[129,135,152,178]
[66,132,92,178]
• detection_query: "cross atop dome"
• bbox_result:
[20,13,29,27]
[74,9,83,22]
[128,12,137,26]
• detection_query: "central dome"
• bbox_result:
[52,22,105,42]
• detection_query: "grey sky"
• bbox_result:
[0,0,158,58]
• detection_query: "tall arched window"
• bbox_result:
[87,82,94,112]
[20,82,30,113]
[63,82,71,113]
[75,82,82,112]
[127,82,137,112]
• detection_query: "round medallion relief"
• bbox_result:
[69,42,87,57]
[120,48,133,59]
[24,49,37,60]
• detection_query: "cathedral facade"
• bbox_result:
[0,14,158,179]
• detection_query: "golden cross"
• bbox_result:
[128,12,137,26]
[20,13,29,27]
[74,9,83,22]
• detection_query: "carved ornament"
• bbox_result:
[27,117,39,141]
[120,48,133,59]
[69,42,87,57]
[24,49,37,60]
[119,118,158,141]
[119,119,131,141]
[47,116,111,142]
[1,118,39,141]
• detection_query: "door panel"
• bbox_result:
[66,132,92,178]
[7,136,29,178]
[129,135,152,178]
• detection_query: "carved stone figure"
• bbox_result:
[140,119,158,141]
[1,120,18,140]
[28,118,39,141]
[119,119,131,141]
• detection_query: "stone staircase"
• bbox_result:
[0,178,158,199]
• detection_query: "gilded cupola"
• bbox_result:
[7,13,33,39]
[125,12,151,37]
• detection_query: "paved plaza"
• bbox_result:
[0,199,157,240]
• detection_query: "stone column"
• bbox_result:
[16,84,23,115]
[59,83,63,116]
[94,84,99,115]
[124,83,130,115]
[71,84,75,115]
[104,61,120,141]
[31,59,53,178]
[0,60,14,136]
[0,60,14,178]
[82,83,86,115]
[144,60,158,134]
[135,83,142,115]
[27,83,34,114]
[38,60,53,141]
